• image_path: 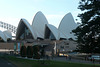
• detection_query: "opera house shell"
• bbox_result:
[32,11,48,39]
[58,13,77,40]
[44,24,59,40]
[0,30,12,42]
[16,11,77,41]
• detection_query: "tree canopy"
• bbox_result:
[72,0,100,53]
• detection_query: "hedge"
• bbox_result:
[27,46,33,58]
[20,46,27,57]
[33,45,40,59]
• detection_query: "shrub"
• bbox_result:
[33,45,40,59]
[27,46,33,58]
[20,46,27,57]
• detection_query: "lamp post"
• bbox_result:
[53,41,56,55]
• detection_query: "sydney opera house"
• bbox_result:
[0,11,78,53]
[16,11,77,41]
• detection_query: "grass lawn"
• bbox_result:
[4,56,100,67]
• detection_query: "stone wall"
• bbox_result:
[0,43,14,49]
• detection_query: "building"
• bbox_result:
[15,11,78,54]
[0,11,78,54]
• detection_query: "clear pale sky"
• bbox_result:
[0,0,80,28]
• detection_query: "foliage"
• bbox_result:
[41,49,45,58]
[72,0,100,53]
[27,46,33,58]
[33,45,40,59]
[20,46,27,57]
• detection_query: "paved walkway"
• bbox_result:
[0,53,16,67]
[52,57,100,64]
[0,57,16,67]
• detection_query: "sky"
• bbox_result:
[0,0,81,31]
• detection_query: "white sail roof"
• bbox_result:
[58,13,77,40]
[45,24,59,40]
[3,30,12,40]
[59,31,67,40]
[32,11,48,39]
[16,11,78,41]
[0,31,7,42]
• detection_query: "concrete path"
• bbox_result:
[0,58,16,67]
[52,57,100,64]
[0,53,16,67]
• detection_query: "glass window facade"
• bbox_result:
[45,26,56,40]
[18,23,33,40]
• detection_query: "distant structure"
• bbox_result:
[0,30,12,42]
[0,21,17,34]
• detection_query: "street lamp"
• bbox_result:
[53,41,56,55]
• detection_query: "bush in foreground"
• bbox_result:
[27,46,33,58]
[20,46,27,57]
[33,45,40,59]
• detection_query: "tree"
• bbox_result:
[20,46,27,57]
[27,46,33,58]
[33,45,40,59]
[72,0,100,53]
